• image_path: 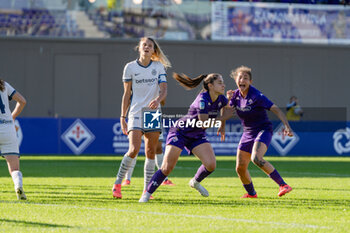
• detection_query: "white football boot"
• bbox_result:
[139,191,152,203]
[189,178,209,197]
[16,187,27,200]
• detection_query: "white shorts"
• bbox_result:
[127,116,162,134]
[0,123,19,156]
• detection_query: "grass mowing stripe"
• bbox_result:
[1,201,330,230]
[149,165,350,177]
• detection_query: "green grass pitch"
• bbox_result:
[0,156,349,232]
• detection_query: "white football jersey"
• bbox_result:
[0,82,16,121]
[123,60,167,119]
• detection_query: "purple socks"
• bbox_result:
[269,169,287,186]
[194,165,213,182]
[146,169,167,194]
[243,182,256,196]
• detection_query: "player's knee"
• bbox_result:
[127,147,139,157]
[236,165,246,175]
[156,147,163,154]
[252,155,265,168]
[161,166,172,176]
[145,147,156,156]
[206,163,216,172]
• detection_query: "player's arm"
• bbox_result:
[120,81,132,135]
[199,105,234,130]
[270,104,293,137]
[11,92,26,120]
[198,113,209,122]
[121,82,132,117]
[149,82,167,109]
[217,107,227,141]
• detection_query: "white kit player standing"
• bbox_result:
[0,80,27,200]
[112,37,171,199]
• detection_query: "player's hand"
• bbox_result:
[222,106,234,120]
[283,126,293,137]
[217,125,226,141]
[120,117,128,135]
[149,99,160,109]
[226,90,234,100]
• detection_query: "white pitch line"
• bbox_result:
[2,202,330,230]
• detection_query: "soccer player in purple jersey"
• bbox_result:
[226,66,293,198]
[139,73,234,202]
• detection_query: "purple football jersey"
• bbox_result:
[229,86,273,132]
[169,91,228,138]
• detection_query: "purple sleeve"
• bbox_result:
[198,97,209,114]
[229,97,235,107]
[258,94,274,110]
[222,96,228,107]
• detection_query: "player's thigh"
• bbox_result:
[251,130,271,159]
[144,131,160,158]
[156,130,164,154]
[251,141,268,160]
[236,149,251,170]
[156,140,163,154]
[4,155,20,171]
[127,130,143,156]
[144,131,160,146]
[192,143,216,171]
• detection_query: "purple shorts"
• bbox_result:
[238,130,272,154]
[166,130,209,154]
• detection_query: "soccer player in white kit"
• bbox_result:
[121,129,175,187]
[112,37,171,199]
[0,80,27,200]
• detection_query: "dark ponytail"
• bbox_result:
[173,72,221,91]
[0,80,4,92]
[172,73,207,90]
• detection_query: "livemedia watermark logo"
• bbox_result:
[142,108,222,130]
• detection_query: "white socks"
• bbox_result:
[125,154,138,181]
[155,153,164,169]
[115,155,134,184]
[144,158,155,191]
[11,170,23,190]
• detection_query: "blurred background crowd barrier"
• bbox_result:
[0,0,348,44]
[14,117,350,156]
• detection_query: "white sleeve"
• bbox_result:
[122,64,132,82]
[158,64,167,84]
[5,82,16,100]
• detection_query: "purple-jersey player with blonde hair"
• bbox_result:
[139,72,234,202]
[226,65,293,198]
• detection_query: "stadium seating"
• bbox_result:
[0,8,83,37]
[0,0,348,38]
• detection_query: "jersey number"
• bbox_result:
[0,96,5,114]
